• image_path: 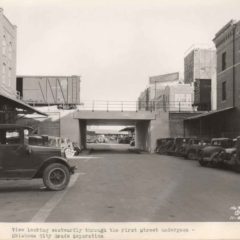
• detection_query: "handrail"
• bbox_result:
[77,100,203,112]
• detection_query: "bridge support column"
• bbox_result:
[79,120,87,150]
[135,121,150,152]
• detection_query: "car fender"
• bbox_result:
[33,156,75,178]
[210,151,221,162]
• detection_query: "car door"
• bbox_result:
[0,128,34,179]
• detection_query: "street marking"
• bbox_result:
[30,173,80,222]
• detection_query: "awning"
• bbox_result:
[184,107,234,121]
[0,93,48,116]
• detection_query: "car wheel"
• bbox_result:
[43,163,70,191]
[187,151,196,160]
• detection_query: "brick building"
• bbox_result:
[184,20,240,138]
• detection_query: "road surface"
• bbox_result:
[0,149,239,222]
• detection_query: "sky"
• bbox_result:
[1,0,240,103]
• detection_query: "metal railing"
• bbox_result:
[77,100,207,112]
[78,101,139,112]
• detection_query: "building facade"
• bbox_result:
[213,20,240,110]
[155,83,194,112]
[0,9,46,124]
[138,87,150,110]
[185,20,240,139]
[17,75,81,107]
[0,8,17,99]
[138,72,183,111]
[148,72,180,100]
[184,47,216,110]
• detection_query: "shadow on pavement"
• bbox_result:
[88,148,142,154]
[0,184,48,193]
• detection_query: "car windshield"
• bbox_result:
[212,140,233,148]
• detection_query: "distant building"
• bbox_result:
[184,47,216,110]
[17,75,81,108]
[0,8,17,98]
[155,83,194,112]
[138,87,150,111]
[184,20,240,138]
[138,72,184,111]
[148,72,180,100]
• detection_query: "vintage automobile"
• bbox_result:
[155,138,174,154]
[198,138,235,167]
[0,124,76,191]
[118,136,132,144]
[167,137,191,156]
[182,138,210,160]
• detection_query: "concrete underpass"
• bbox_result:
[73,110,156,152]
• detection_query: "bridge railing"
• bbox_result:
[78,101,138,112]
[77,100,209,112]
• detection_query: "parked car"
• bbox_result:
[155,138,174,154]
[182,138,210,160]
[118,136,132,144]
[167,137,191,156]
[199,138,235,167]
[0,124,76,191]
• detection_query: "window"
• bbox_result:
[8,42,12,60]
[222,81,226,101]
[0,130,21,145]
[222,52,226,71]
[2,36,6,55]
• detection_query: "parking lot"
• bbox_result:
[0,149,240,222]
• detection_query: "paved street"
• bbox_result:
[0,150,240,222]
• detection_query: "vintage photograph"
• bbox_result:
[0,0,240,239]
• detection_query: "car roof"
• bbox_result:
[0,124,33,130]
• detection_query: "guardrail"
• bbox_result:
[77,100,209,112]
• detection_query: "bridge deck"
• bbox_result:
[73,110,156,120]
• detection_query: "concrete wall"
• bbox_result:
[17,109,81,146]
[136,111,202,152]
[79,120,87,149]
[147,111,170,152]
[169,112,202,138]
[59,110,80,145]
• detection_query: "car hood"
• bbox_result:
[202,146,223,157]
